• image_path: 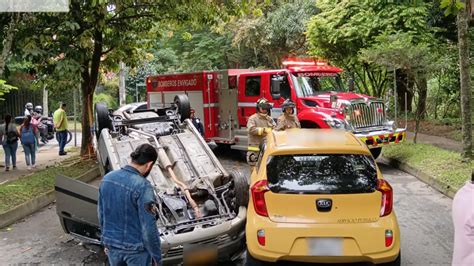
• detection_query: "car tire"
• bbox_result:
[230,170,249,207]
[95,102,113,139]
[174,94,191,122]
[245,249,267,266]
[379,251,401,266]
[370,147,382,159]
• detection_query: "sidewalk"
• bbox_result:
[0,132,82,184]
[406,131,463,153]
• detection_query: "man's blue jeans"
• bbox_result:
[107,247,152,266]
[57,130,67,153]
[2,142,18,167]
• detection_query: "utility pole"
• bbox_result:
[73,85,77,147]
[42,84,48,116]
[119,61,126,106]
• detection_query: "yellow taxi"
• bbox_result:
[246,129,401,265]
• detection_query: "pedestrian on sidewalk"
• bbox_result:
[53,103,68,156]
[452,170,474,265]
[98,144,161,265]
[20,115,37,170]
[0,114,20,171]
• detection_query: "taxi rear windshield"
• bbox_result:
[266,154,378,194]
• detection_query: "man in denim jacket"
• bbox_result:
[98,144,161,265]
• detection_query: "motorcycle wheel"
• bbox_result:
[55,130,73,144]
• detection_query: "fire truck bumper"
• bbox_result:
[355,128,406,149]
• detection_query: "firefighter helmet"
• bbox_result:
[281,99,296,113]
[256,98,272,113]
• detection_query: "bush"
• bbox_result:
[94,92,118,110]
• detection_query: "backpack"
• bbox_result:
[6,130,18,144]
[21,126,35,145]
[5,124,18,144]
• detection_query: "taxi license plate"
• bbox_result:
[307,237,343,256]
[183,244,218,265]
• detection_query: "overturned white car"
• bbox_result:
[55,95,248,264]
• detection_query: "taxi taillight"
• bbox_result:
[377,179,393,217]
[385,229,394,247]
[257,229,266,246]
[251,180,269,217]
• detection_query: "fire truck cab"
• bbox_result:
[146,59,406,158]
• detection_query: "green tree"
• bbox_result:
[230,0,318,68]
[440,0,472,159]
[16,0,248,156]
[359,33,442,142]
[307,0,432,99]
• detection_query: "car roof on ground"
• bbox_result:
[267,129,370,155]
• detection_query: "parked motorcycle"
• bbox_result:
[14,115,72,145]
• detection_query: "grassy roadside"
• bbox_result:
[0,158,96,213]
[383,143,473,191]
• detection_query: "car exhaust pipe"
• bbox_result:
[127,128,202,218]
[157,148,202,219]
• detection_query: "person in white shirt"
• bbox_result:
[24,102,33,116]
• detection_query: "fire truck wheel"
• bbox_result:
[370,147,382,159]
[174,94,191,122]
[95,102,113,139]
[230,170,249,207]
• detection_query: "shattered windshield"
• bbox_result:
[291,73,344,97]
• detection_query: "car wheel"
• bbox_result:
[379,251,401,266]
[174,94,191,122]
[95,102,113,139]
[245,249,267,266]
[230,170,249,208]
[370,147,382,159]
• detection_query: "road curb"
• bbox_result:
[382,156,457,199]
[0,167,100,229]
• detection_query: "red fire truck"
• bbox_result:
[146,59,406,158]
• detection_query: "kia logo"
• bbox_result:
[316,199,332,212]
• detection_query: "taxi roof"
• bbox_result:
[266,129,370,155]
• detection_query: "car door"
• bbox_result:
[55,175,101,244]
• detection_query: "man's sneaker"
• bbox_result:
[12,166,16,169]
[59,152,67,156]
[5,167,9,172]
[32,164,37,169]
[27,166,32,170]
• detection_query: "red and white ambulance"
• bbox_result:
[146,59,406,158]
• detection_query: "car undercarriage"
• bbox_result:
[55,94,248,264]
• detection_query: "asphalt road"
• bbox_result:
[0,150,454,265]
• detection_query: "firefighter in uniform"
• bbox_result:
[247,98,275,166]
[275,99,301,131]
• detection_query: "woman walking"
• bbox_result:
[20,115,37,170]
[0,114,20,171]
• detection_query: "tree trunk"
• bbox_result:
[80,74,94,157]
[416,75,428,120]
[457,4,473,159]
[413,74,428,143]
[395,69,413,113]
[80,28,103,157]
